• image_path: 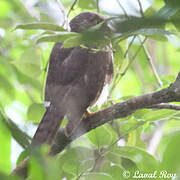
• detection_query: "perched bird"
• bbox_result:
[32,12,114,146]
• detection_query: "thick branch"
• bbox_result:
[12,72,180,178]
[50,72,180,155]
[149,103,180,110]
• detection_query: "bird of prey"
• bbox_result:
[32,12,114,146]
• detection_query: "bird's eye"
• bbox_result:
[93,18,102,25]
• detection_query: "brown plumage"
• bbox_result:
[32,12,114,146]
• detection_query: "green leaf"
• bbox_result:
[0,171,22,180]
[70,21,111,48]
[28,147,62,180]
[86,21,106,32]
[114,28,174,42]
[78,0,96,10]
[142,109,179,122]
[133,109,151,120]
[0,109,31,149]
[112,16,167,34]
[0,115,11,174]
[81,32,110,48]
[37,22,110,48]
[126,131,137,146]
[134,28,173,40]
[63,35,82,48]
[80,172,113,180]
[15,23,66,32]
[16,150,28,166]
[0,0,12,18]
[27,103,46,123]
[12,48,42,78]
[105,149,122,166]
[155,3,180,34]
[87,125,117,148]
[171,11,180,31]
[164,0,180,8]
[58,147,94,176]
[36,32,77,43]
[155,4,178,19]
[144,7,157,18]
[0,74,15,100]
[102,164,124,180]
[106,146,159,171]
[118,118,145,136]
[28,157,45,180]
[133,28,173,37]
[161,131,180,173]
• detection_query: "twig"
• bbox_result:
[149,103,180,110]
[137,0,144,17]
[116,0,129,19]
[109,1,146,96]
[113,1,161,91]
[96,0,100,13]
[79,120,145,177]
[109,37,146,96]
[26,104,179,177]
[56,0,68,28]
[132,60,146,93]
[11,158,29,178]
[67,0,78,17]
[110,34,136,95]
[124,35,136,58]
[139,37,163,87]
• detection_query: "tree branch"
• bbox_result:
[12,72,180,178]
[149,103,180,110]
[50,72,180,155]
[67,0,78,17]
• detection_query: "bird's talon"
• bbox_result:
[83,109,95,119]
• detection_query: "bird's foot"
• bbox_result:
[82,109,95,119]
[64,110,95,137]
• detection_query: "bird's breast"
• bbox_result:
[84,50,111,105]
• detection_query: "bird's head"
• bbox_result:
[70,12,105,32]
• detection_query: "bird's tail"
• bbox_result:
[31,105,65,146]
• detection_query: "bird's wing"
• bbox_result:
[33,42,75,145]
[46,44,89,86]
[57,47,89,85]
[49,42,72,63]
[45,42,73,100]
[46,42,73,85]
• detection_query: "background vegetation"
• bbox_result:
[0,0,180,179]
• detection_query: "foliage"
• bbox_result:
[0,0,180,179]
